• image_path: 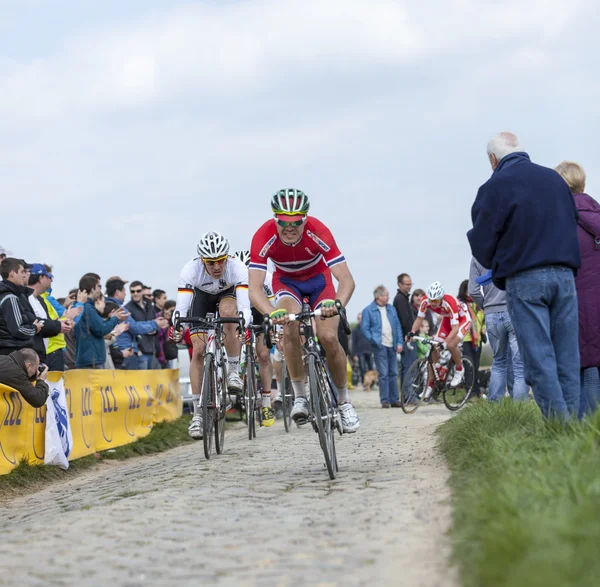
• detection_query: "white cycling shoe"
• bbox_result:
[291,397,310,425]
[339,403,360,433]
[227,371,243,392]
[450,369,464,387]
[188,414,203,440]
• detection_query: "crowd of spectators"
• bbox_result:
[0,255,177,407]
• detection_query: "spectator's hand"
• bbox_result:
[169,326,183,342]
[113,322,129,336]
[396,344,403,354]
[64,306,82,321]
[155,317,169,329]
[122,348,134,358]
[77,290,88,304]
[113,308,129,322]
[60,320,73,333]
[33,319,44,333]
[38,364,49,382]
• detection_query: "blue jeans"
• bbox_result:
[506,266,580,419]
[358,353,375,380]
[579,367,600,418]
[123,354,139,370]
[400,344,417,385]
[372,344,399,405]
[138,353,156,370]
[485,311,529,401]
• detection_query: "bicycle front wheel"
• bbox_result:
[308,354,336,480]
[443,356,475,411]
[202,355,216,459]
[401,358,428,414]
[214,357,227,454]
[281,359,294,433]
[244,351,256,440]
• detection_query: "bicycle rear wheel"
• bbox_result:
[202,355,216,459]
[401,358,428,414]
[214,357,227,454]
[281,359,294,433]
[245,351,256,440]
[443,356,475,411]
[308,354,336,480]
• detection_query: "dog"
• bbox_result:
[362,370,379,391]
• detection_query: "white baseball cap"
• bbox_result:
[0,246,13,256]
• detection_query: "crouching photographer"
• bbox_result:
[0,348,49,407]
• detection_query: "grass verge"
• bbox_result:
[437,400,600,587]
[0,415,192,498]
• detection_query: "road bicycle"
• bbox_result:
[240,323,265,440]
[401,336,475,413]
[173,310,243,459]
[265,300,351,479]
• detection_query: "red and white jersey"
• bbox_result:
[418,294,468,326]
[249,217,345,278]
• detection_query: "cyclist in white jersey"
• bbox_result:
[171,232,251,440]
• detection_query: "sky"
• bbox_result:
[1,0,599,318]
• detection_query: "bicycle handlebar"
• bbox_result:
[263,300,351,349]
[172,311,243,331]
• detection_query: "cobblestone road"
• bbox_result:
[0,389,457,587]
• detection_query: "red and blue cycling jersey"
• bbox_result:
[249,217,346,308]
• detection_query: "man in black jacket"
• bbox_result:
[0,258,41,356]
[0,348,49,407]
[125,280,168,369]
[393,273,417,383]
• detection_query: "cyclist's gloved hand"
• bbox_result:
[406,331,416,341]
[269,308,289,325]
[320,299,337,318]
[168,326,183,342]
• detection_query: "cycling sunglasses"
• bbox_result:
[276,217,306,228]
[202,254,228,266]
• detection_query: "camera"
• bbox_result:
[38,363,46,376]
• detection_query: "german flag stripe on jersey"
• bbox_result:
[178,288,194,294]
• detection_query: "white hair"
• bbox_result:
[373,285,388,299]
[487,132,523,161]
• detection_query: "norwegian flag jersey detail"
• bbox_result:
[249,217,345,277]
[418,294,468,326]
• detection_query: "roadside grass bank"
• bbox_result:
[437,399,600,587]
[0,416,192,499]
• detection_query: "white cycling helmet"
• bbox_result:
[426,281,445,301]
[197,231,230,258]
[234,250,250,266]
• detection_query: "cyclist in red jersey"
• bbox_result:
[248,189,360,433]
[407,281,471,391]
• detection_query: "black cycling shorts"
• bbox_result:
[251,307,265,334]
[189,287,236,334]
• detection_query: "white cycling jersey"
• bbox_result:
[175,255,251,326]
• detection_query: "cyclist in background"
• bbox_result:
[234,250,276,427]
[407,281,471,395]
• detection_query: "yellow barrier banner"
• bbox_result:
[0,369,182,475]
[64,370,96,461]
[153,369,183,424]
[0,385,46,473]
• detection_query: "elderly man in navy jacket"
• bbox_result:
[467,132,581,419]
